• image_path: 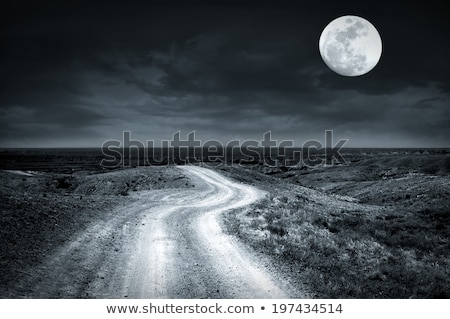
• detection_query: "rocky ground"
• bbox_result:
[0,166,193,297]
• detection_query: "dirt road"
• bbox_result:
[25,166,299,298]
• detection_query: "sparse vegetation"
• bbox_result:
[1,150,449,298]
[222,154,450,298]
[225,196,449,298]
[0,166,187,297]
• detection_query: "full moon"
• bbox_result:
[319,15,382,76]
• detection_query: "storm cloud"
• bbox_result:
[1,0,449,147]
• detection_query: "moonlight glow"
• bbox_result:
[319,15,382,76]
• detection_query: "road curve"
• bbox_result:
[26,165,297,298]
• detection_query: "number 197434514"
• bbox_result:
[272,303,343,314]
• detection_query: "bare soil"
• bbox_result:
[0,166,191,297]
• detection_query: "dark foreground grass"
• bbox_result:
[224,195,450,298]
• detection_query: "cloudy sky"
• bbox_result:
[1,0,449,147]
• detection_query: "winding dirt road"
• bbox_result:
[26,166,298,298]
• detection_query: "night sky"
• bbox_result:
[1,0,449,148]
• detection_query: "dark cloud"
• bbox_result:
[0,0,449,147]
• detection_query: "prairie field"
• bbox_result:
[1,149,449,298]
[219,151,450,298]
